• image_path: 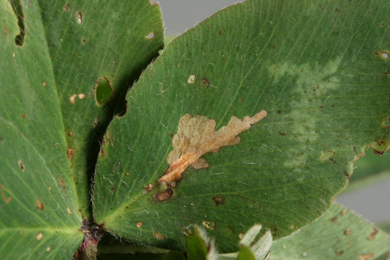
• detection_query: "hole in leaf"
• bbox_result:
[77,12,83,24]
[9,0,26,46]
[319,151,336,162]
[145,32,155,39]
[95,77,113,105]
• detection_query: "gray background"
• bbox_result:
[158,0,390,223]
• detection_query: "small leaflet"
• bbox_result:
[158,110,267,185]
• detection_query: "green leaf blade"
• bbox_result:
[94,0,390,252]
[271,203,390,259]
[0,0,83,257]
[37,0,164,218]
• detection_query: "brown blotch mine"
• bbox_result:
[155,189,173,201]
[46,247,51,252]
[213,196,225,206]
[36,200,44,211]
[153,232,165,241]
[67,207,73,215]
[0,184,12,203]
[18,160,25,172]
[367,228,378,240]
[158,110,267,185]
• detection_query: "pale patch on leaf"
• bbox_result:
[158,110,267,185]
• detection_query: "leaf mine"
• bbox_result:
[158,110,267,185]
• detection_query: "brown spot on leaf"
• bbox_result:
[153,232,165,240]
[136,222,143,228]
[67,208,73,215]
[64,3,70,11]
[70,94,77,104]
[42,82,47,87]
[158,110,267,185]
[376,51,389,60]
[36,233,43,241]
[336,250,344,255]
[68,132,73,137]
[145,184,154,192]
[330,216,338,222]
[360,253,374,260]
[93,118,99,128]
[344,228,350,236]
[18,160,25,172]
[67,148,73,161]
[202,221,216,230]
[213,196,225,206]
[21,114,25,120]
[58,178,66,189]
[155,189,173,201]
[78,93,85,99]
[238,233,244,239]
[201,78,210,87]
[36,200,44,211]
[0,184,12,203]
[279,132,287,136]
[46,247,51,252]
[367,228,378,240]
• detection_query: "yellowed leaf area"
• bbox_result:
[158,110,267,185]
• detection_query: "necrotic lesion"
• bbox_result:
[158,110,267,185]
